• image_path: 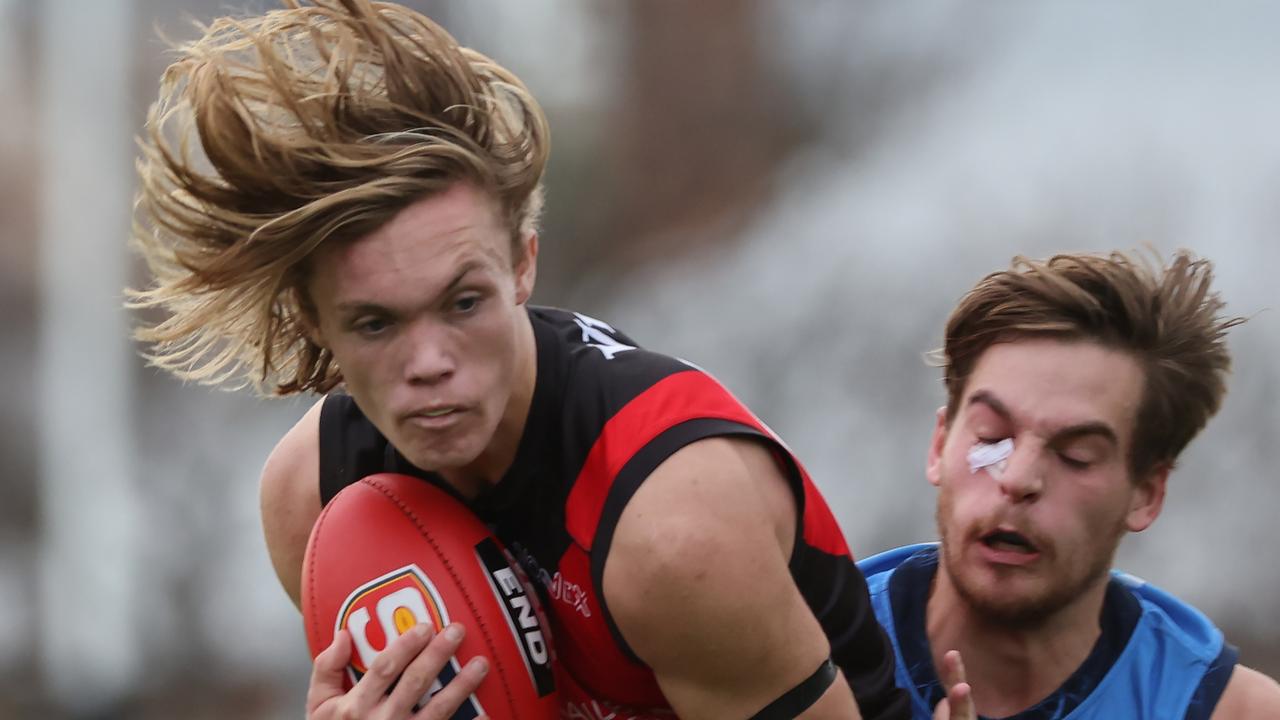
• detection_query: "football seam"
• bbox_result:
[364,476,521,717]
[305,498,337,658]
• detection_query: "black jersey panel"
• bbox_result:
[796,544,908,720]
[529,306,702,491]
[1184,642,1239,720]
[318,393,400,505]
[318,393,451,501]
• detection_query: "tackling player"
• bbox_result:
[859,251,1280,719]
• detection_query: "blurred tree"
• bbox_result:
[539,0,992,308]
[0,1,43,711]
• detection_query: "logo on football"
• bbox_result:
[334,564,484,718]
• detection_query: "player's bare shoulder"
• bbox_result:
[260,397,325,608]
[600,437,849,717]
[1212,665,1280,719]
[605,436,797,604]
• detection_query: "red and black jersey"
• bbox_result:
[318,306,907,720]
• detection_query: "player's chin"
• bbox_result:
[964,586,1052,623]
[962,572,1074,625]
[398,432,488,473]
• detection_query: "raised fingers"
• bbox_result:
[307,630,355,715]
[412,655,489,720]
[382,623,473,716]
[935,650,975,720]
[344,623,437,710]
[308,622,490,720]
[944,681,974,720]
[938,649,967,690]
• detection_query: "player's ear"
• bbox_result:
[926,406,949,487]
[514,231,538,306]
[1125,462,1169,532]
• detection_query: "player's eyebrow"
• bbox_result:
[966,390,1013,422]
[967,390,1118,447]
[1048,422,1119,448]
[333,261,484,316]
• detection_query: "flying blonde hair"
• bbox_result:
[130,0,549,395]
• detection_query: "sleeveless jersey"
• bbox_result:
[857,544,1238,720]
[318,306,908,720]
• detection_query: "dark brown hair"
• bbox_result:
[940,250,1244,476]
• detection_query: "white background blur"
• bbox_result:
[0,1,1276,717]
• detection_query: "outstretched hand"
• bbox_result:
[932,650,976,720]
[306,624,490,720]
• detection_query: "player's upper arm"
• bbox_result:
[1211,665,1280,719]
[259,397,325,610]
[601,436,861,720]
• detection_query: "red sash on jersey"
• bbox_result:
[548,370,852,710]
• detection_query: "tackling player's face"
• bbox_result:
[306,182,537,483]
[926,337,1166,626]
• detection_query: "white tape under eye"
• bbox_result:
[967,438,1013,478]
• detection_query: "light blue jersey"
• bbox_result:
[859,544,1237,720]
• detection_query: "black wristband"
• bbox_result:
[746,658,838,720]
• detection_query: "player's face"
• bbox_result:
[927,337,1166,626]
[307,182,537,480]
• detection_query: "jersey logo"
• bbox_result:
[550,571,592,618]
[334,565,484,719]
[475,539,556,696]
[573,312,636,360]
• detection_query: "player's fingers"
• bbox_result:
[938,649,968,690]
[307,630,354,714]
[412,654,490,720]
[933,650,975,720]
[943,652,976,720]
[945,682,974,720]
[382,623,471,716]
[345,623,435,711]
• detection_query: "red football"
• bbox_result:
[302,473,558,719]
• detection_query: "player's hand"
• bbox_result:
[306,623,490,720]
[932,650,976,720]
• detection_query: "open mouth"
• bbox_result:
[981,529,1038,554]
